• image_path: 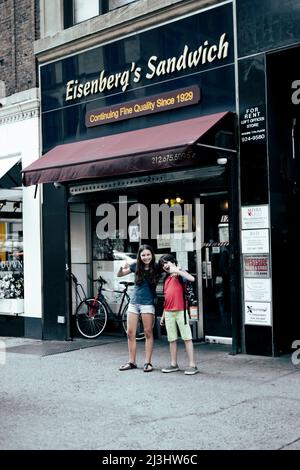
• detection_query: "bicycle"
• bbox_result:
[71,272,152,340]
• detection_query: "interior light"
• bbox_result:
[175,196,182,203]
[220,200,229,211]
[164,198,169,204]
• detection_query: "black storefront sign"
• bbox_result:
[40,3,235,153]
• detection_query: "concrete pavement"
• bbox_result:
[0,334,299,451]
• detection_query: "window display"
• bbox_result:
[0,219,23,300]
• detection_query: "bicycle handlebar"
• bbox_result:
[72,272,132,290]
[93,275,107,285]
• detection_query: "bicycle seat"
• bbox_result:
[119,281,135,286]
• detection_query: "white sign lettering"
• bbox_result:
[291,80,300,105]
[65,33,230,101]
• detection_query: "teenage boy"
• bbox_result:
[159,254,199,375]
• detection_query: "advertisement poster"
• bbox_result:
[170,232,194,252]
[241,205,269,230]
[157,234,171,249]
[244,302,271,326]
[243,254,270,278]
[244,278,271,302]
[241,229,269,253]
[240,105,266,144]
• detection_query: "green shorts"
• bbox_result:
[164,310,192,342]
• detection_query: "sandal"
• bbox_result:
[144,363,153,372]
[119,362,137,371]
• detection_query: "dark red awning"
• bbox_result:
[22,112,230,186]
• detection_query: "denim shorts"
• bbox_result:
[128,303,155,315]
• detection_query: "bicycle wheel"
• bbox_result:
[121,305,155,341]
[76,298,108,339]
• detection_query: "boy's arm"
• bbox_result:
[169,264,195,282]
[160,311,165,325]
[178,269,195,282]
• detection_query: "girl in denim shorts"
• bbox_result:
[118,244,159,372]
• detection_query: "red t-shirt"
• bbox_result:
[163,276,186,311]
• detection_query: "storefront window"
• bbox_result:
[0,215,23,301]
[91,202,136,312]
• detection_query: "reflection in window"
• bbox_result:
[64,0,138,29]
[74,0,99,23]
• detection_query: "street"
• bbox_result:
[0,335,299,451]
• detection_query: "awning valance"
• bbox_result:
[22,112,231,187]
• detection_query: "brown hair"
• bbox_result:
[135,244,159,288]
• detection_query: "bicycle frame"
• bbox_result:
[100,284,130,319]
[71,273,86,311]
[72,273,130,321]
[71,273,147,340]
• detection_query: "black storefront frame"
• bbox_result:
[265,45,300,356]
[35,0,300,355]
[236,0,300,356]
[39,2,240,345]
[66,156,242,354]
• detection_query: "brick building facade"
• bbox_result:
[0,0,39,98]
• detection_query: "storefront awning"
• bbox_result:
[22,112,232,187]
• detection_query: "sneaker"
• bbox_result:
[184,366,199,375]
[161,364,180,373]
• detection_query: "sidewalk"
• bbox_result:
[0,334,299,451]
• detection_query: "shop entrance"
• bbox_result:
[136,190,232,341]
[199,195,231,339]
[69,168,234,342]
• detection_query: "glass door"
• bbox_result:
[197,195,232,339]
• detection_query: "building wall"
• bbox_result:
[0,90,42,326]
[31,0,300,353]
[0,1,42,337]
[0,0,39,98]
[35,0,223,61]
